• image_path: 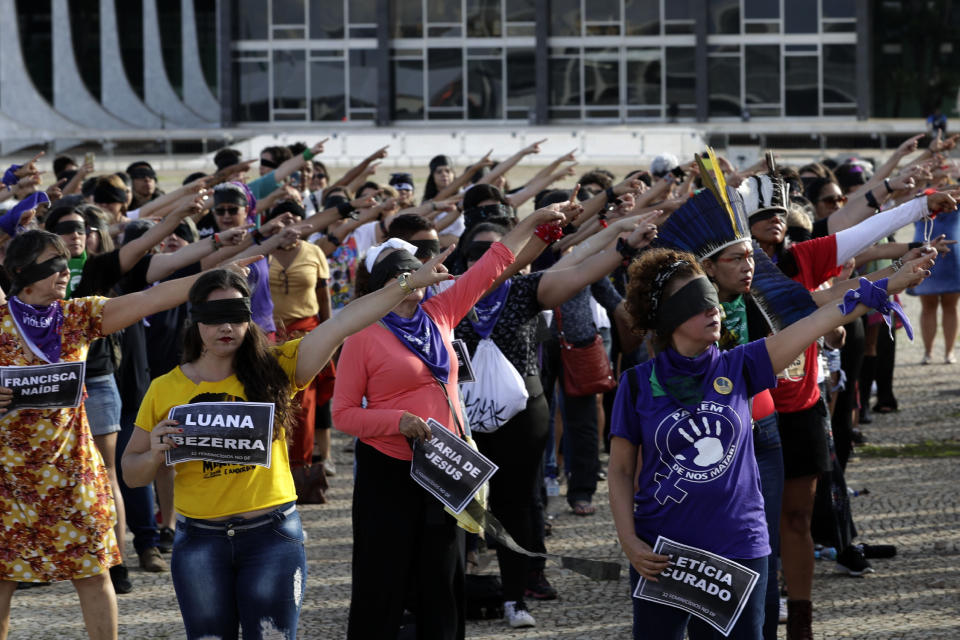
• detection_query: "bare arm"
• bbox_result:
[477,139,544,187]
[330,146,388,190]
[432,151,494,202]
[146,226,249,283]
[274,139,327,184]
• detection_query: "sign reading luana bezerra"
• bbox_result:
[633,536,760,637]
[164,402,275,468]
[410,418,498,514]
[0,361,85,411]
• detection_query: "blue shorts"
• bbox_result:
[84,374,122,437]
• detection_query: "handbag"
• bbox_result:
[556,310,617,397]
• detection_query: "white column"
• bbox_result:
[181,0,221,123]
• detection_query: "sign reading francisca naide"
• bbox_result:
[633,536,760,637]
[165,402,275,468]
[410,418,497,514]
[0,361,85,411]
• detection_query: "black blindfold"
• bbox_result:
[368,250,422,292]
[464,241,493,264]
[53,220,86,236]
[655,277,720,335]
[464,203,513,231]
[411,238,441,260]
[12,255,68,292]
[190,297,252,325]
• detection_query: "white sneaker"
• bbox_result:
[779,597,788,624]
[322,458,337,477]
[504,601,536,628]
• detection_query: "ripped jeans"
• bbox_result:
[171,502,307,640]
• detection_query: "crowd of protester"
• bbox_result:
[0,132,956,640]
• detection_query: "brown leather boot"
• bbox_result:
[786,599,813,640]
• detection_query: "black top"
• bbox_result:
[196,212,217,238]
[551,276,623,345]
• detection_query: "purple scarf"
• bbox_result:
[469,279,512,339]
[653,344,721,409]
[7,296,65,363]
[382,305,450,383]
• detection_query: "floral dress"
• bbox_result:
[0,296,121,582]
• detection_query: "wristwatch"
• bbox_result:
[397,272,414,294]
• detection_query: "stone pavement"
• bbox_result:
[8,295,959,639]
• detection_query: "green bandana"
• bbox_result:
[719,294,748,350]
[66,252,86,299]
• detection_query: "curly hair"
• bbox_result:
[181,270,297,440]
[624,248,704,352]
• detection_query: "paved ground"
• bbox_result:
[8,293,960,639]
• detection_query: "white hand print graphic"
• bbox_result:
[675,417,724,467]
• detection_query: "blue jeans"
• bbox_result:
[752,413,784,640]
[171,502,307,640]
[629,556,768,640]
[84,374,121,436]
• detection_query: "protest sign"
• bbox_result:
[411,417,497,513]
[0,361,85,410]
[634,536,760,637]
[164,402,275,468]
[451,339,475,383]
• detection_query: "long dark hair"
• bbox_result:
[181,270,296,439]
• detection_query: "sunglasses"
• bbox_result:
[818,195,847,205]
[214,206,241,216]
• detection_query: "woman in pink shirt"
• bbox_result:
[333,207,565,640]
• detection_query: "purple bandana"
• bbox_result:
[2,164,21,187]
[469,279,512,339]
[382,305,450,383]
[8,296,64,363]
[837,277,913,341]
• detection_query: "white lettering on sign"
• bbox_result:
[183,413,255,429]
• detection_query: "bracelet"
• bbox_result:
[252,229,265,245]
[865,189,880,211]
[337,201,358,220]
[212,233,223,250]
[908,241,923,250]
[397,272,414,294]
[891,258,904,272]
[597,211,609,228]
[534,222,564,244]
[325,232,341,247]
[616,237,641,266]
[605,186,617,204]
[303,148,314,162]
[884,178,894,194]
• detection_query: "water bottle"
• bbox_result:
[813,547,837,560]
[545,476,560,498]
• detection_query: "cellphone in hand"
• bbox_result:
[84,152,95,168]
[289,171,301,188]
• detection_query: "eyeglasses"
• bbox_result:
[818,195,847,205]
[214,206,241,216]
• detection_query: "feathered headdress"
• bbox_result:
[737,152,788,223]
[653,149,750,259]
[748,240,817,332]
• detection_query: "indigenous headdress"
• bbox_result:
[748,240,817,332]
[737,152,789,223]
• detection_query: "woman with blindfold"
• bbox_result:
[608,246,935,640]
[0,230,257,640]
[332,206,564,640]
[122,251,452,640]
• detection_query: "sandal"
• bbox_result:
[571,501,596,516]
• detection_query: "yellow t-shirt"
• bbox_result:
[135,339,305,519]
[269,242,330,324]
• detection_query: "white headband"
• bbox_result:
[364,238,419,273]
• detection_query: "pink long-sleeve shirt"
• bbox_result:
[332,242,514,461]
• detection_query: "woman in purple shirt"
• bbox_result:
[608,247,934,639]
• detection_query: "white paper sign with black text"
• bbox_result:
[0,361,85,411]
[451,339,475,383]
[164,402,275,468]
[633,536,760,637]
[410,418,497,513]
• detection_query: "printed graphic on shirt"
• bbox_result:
[777,351,805,381]
[652,400,744,505]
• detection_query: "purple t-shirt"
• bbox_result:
[247,258,276,334]
[610,340,775,560]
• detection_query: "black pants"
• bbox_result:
[833,318,865,469]
[473,392,550,602]
[348,441,465,640]
[861,326,898,411]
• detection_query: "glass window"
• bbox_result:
[349,50,378,109]
[745,45,780,104]
[664,0,692,20]
[233,0,267,39]
[708,55,741,116]
[272,0,303,23]
[744,0,778,20]
[624,0,659,35]
[665,47,696,108]
[822,44,856,104]
[310,0,344,38]
[550,0,580,35]
[393,59,424,119]
[427,0,460,23]
[392,0,422,37]
[505,0,535,22]
[549,57,580,107]
[310,60,345,120]
[349,0,376,22]
[708,0,740,34]
[626,49,661,105]
[233,61,269,121]
[467,59,503,118]
[427,49,464,109]
[822,0,855,19]
[467,0,502,36]
[785,55,818,116]
[273,50,306,109]
[506,49,536,109]
[584,58,619,106]
[784,0,817,33]
[585,0,619,22]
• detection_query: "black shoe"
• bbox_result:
[835,546,874,577]
[525,569,558,600]
[851,428,868,445]
[157,527,175,553]
[110,564,133,594]
[858,543,897,559]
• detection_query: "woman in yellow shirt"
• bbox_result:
[121,252,452,640]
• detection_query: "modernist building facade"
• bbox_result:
[0,0,956,148]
